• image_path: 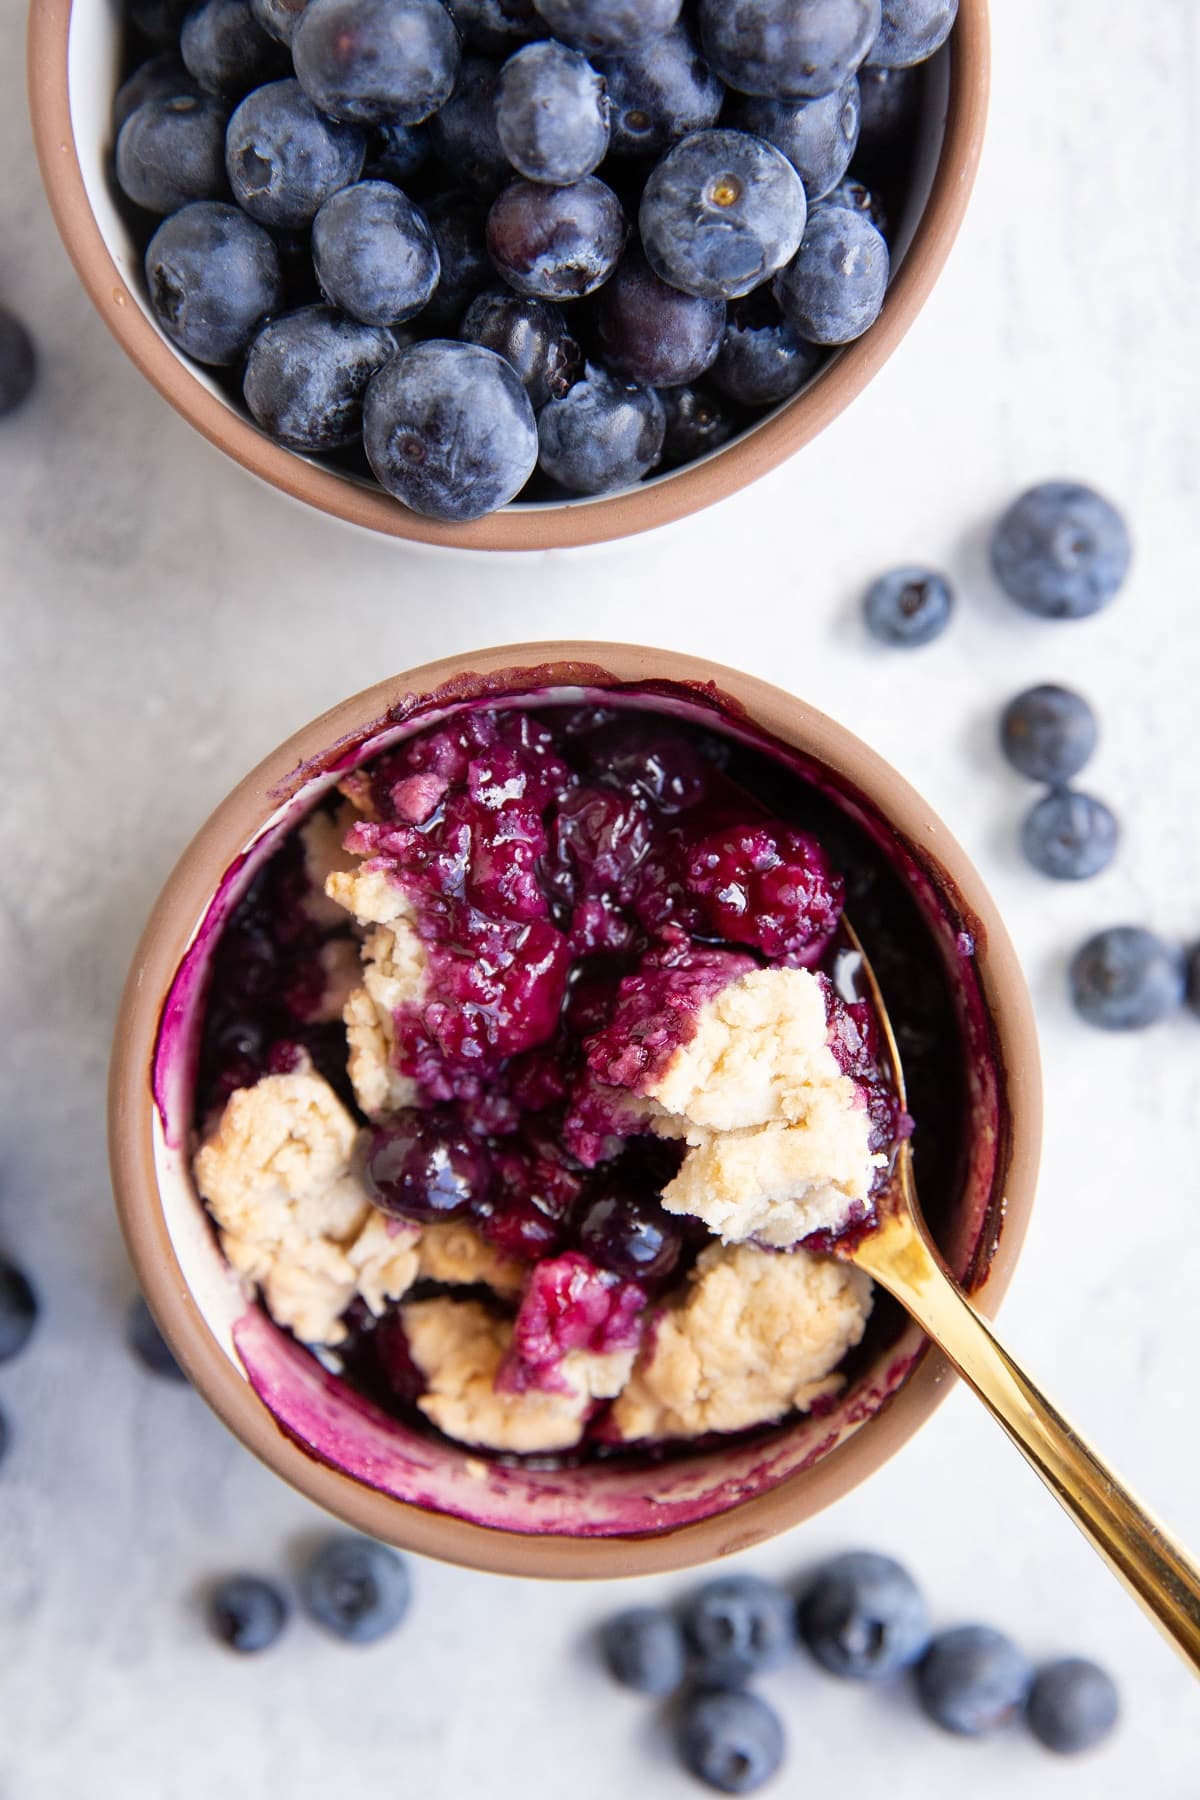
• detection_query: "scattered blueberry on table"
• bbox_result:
[1020,788,1119,882]
[1026,1657,1121,1755]
[1069,926,1186,1031]
[797,1549,929,1679]
[601,1606,687,1696]
[862,566,954,647]
[1000,684,1098,785]
[0,1257,38,1364]
[916,1624,1033,1736]
[991,481,1132,619]
[677,1688,785,1795]
[681,1575,793,1686]
[209,1574,290,1652]
[127,1294,190,1380]
[0,306,37,419]
[300,1535,412,1643]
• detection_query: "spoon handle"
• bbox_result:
[854,1210,1200,1673]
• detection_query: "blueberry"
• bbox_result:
[245,305,396,450]
[1000,685,1097,784]
[855,62,920,170]
[712,289,822,407]
[578,1186,683,1280]
[595,24,722,158]
[1070,927,1185,1030]
[459,289,580,408]
[700,0,881,101]
[682,1576,793,1685]
[487,176,626,298]
[735,80,861,202]
[797,1551,929,1680]
[0,307,37,419]
[127,1294,188,1379]
[871,0,958,68]
[448,0,543,53]
[825,175,888,235]
[774,203,889,343]
[538,361,664,492]
[1027,1658,1120,1755]
[366,1109,493,1220]
[227,79,368,230]
[496,41,610,186]
[180,0,290,100]
[1021,789,1119,881]
[249,0,312,41]
[863,566,954,647]
[312,181,440,324]
[429,57,513,193]
[991,482,1131,620]
[145,201,284,364]
[113,53,199,133]
[294,0,462,126]
[301,1535,411,1643]
[660,384,738,469]
[209,1575,289,1652]
[677,1689,785,1795]
[421,190,492,327]
[116,94,230,215]
[594,253,725,388]
[917,1625,1033,1736]
[364,339,538,520]
[601,1606,686,1695]
[532,0,682,56]
[0,1258,37,1364]
[365,121,432,185]
[129,0,194,48]
[641,130,806,301]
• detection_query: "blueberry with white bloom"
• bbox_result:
[700,0,881,100]
[245,306,397,450]
[226,79,367,230]
[774,202,889,343]
[538,362,664,493]
[640,129,807,301]
[496,40,610,186]
[734,80,861,201]
[312,181,440,324]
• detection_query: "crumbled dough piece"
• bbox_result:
[417,1221,527,1299]
[611,1242,871,1442]
[325,864,430,1119]
[299,803,363,928]
[347,1209,421,1317]
[325,863,414,929]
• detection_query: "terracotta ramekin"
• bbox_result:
[109,644,1041,1578]
[30,2,989,552]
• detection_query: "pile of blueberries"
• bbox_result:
[601,1554,1120,1792]
[112,0,956,521]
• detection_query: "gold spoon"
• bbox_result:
[836,923,1200,1672]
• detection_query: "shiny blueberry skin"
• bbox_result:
[487,176,626,298]
[496,41,610,185]
[735,80,861,202]
[116,94,230,215]
[1021,789,1119,880]
[127,1295,188,1379]
[113,53,198,132]
[533,0,682,55]
[712,289,822,406]
[1027,1658,1120,1755]
[595,253,725,387]
[917,1626,1033,1737]
[700,0,881,100]
[683,1576,793,1685]
[364,339,538,519]
[775,203,889,343]
[872,0,958,68]
[301,1536,411,1643]
[991,482,1132,619]
[209,1575,289,1653]
[250,0,311,41]
[677,1689,785,1795]
[1071,926,1186,1030]
[660,383,738,468]
[798,1551,930,1679]
[421,191,492,327]
[601,1607,686,1696]
[826,174,888,235]
[180,0,290,100]
[0,306,37,419]
[293,0,462,126]
[312,181,440,323]
[577,1187,682,1281]
[863,566,954,647]
[538,361,664,492]
[226,79,367,230]
[641,129,807,301]
[429,57,513,193]
[1000,685,1097,784]
[366,121,432,184]
[596,24,722,158]
[128,0,192,48]
[365,1108,493,1221]
[0,1259,37,1364]
[245,305,396,450]
[449,0,543,53]
[145,201,283,364]
[459,289,580,408]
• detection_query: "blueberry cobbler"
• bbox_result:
[192,704,912,1457]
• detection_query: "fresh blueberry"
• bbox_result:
[496,41,610,186]
[677,1688,785,1795]
[532,0,682,56]
[774,203,889,343]
[1021,789,1119,880]
[226,79,368,230]
[459,289,581,408]
[700,0,881,100]
[797,1551,929,1679]
[365,1108,493,1220]
[113,53,198,133]
[312,181,440,324]
[487,175,626,298]
[245,305,396,450]
[863,566,954,647]
[640,129,806,301]
[364,339,538,520]
[365,121,432,185]
[1070,927,1185,1030]
[421,190,492,327]
[578,1185,683,1280]
[712,289,822,406]
[595,24,722,158]
[127,1294,188,1379]
[682,1576,793,1685]
[300,1535,411,1643]
[594,252,725,387]
[448,0,543,54]
[0,307,37,419]
[991,482,1132,620]
[116,94,230,215]
[735,81,861,202]
[855,62,920,170]
[538,361,664,492]
[659,383,738,469]
[293,0,462,126]
[601,1606,687,1695]
[917,1625,1033,1737]
[145,201,284,364]
[180,0,290,100]
[872,0,958,68]
[209,1575,289,1652]
[1027,1658,1120,1755]
[249,0,312,41]
[429,57,513,193]
[825,175,888,235]
[128,0,194,48]
[1000,685,1097,784]
[0,1258,37,1364]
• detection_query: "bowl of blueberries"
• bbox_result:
[30,0,987,545]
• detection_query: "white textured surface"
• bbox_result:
[2,1,1199,1793]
